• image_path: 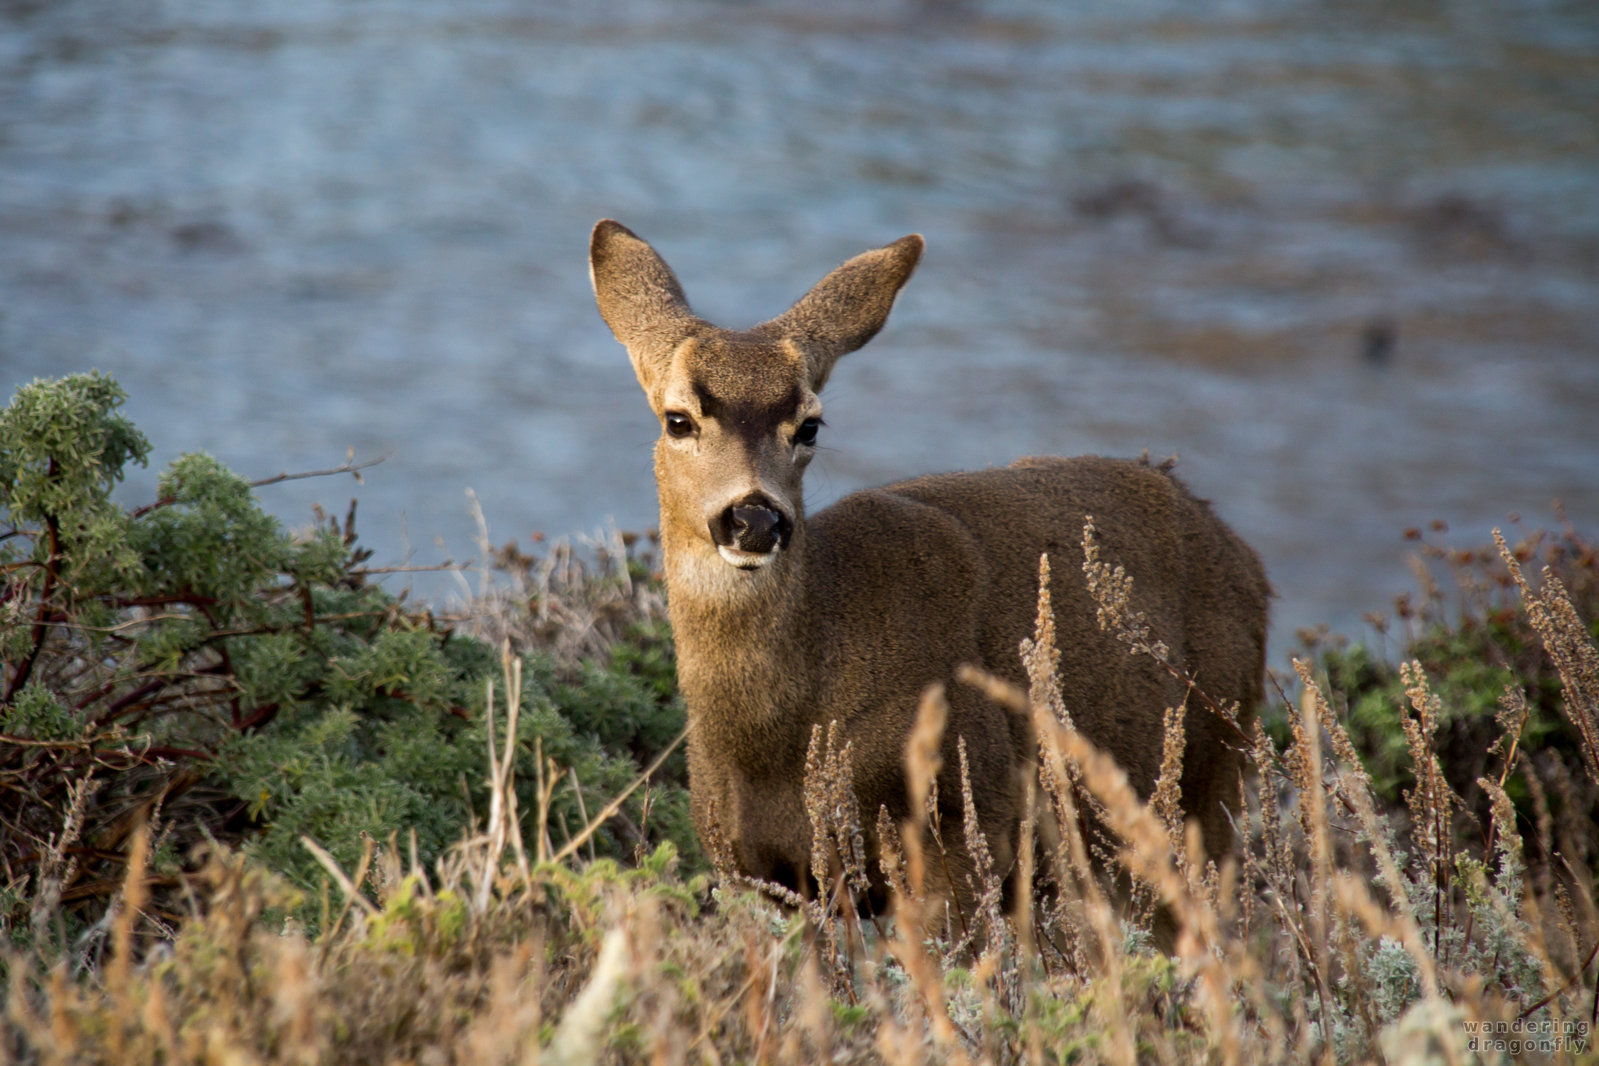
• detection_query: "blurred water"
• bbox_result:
[2,0,1597,656]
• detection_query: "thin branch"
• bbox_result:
[349,562,471,576]
[549,726,688,865]
[246,453,386,491]
[3,496,60,705]
[128,453,388,519]
[1517,936,1599,1020]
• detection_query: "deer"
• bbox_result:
[588,219,1269,919]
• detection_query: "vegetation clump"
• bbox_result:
[3,374,1596,1063]
[1307,519,1599,873]
[0,374,693,955]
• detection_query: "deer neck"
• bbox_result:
[661,519,815,769]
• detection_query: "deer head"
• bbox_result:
[590,220,923,580]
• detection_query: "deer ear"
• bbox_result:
[590,220,699,394]
[766,234,923,390]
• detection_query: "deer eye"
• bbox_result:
[664,412,696,439]
[794,417,821,447]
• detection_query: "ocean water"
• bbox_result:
[3,0,1597,655]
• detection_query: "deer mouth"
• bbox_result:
[716,544,780,569]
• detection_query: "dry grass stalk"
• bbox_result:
[1019,554,1072,731]
[28,772,98,949]
[884,848,964,1060]
[1236,774,1259,948]
[1291,676,1336,1051]
[1035,685,1237,1063]
[105,822,149,1063]
[547,925,631,1066]
[480,643,529,908]
[1014,557,1114,976]
[1496,528,1599,789]
[1337,755,1441,1001]
[814,727,874,892]
[886,684,968,1057]
[1081,515,1167,662]
[1151,700,1188,864]
[549,725,687,867]
[1080,519,1252,759]
[459,513,668,673]
[299,835,377,920]
[1399,663,1454,863]
[957,737,1007,958]
[1475,773,1559,994]
[901,682,974,944]
[805,722,882,1003]
[876,803,908,901]
[802,722,849,986]
[905,683,948,854]
[1013,771,1038,976]
[1398,659,1462,984]
[1035,727,1100,976]
[1292,657,1375,804]
[963,665,1200,1062]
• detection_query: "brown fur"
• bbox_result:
[589,219,1269,910]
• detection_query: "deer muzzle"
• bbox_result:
[710,495,792,568]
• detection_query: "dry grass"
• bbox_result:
[453,512,669,672]
[4,527,1598,1064]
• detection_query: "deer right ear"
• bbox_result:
[589,220,698,394]
[765,234,923,391]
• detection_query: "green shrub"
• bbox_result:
[0,373,693,949]
[1302,521,1599,867]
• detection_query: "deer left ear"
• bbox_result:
[590,220,703,396]
[763,234,923,390]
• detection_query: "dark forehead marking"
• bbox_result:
[689,373,803,445]
[691,378,724,420]
[691,377,801,417]
[688,336,800,401]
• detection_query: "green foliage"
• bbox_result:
[1363,936,1425,1024]
[1303,523,1599,844]
[1,374,694,939]
[1,684,77,742]
[0,371,148,545]
[1321,638,1518,804]
[131,452,292,602]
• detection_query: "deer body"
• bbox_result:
[589,220,1269,906]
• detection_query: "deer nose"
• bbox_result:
[730,505,782,550]
[711,495,791,554]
